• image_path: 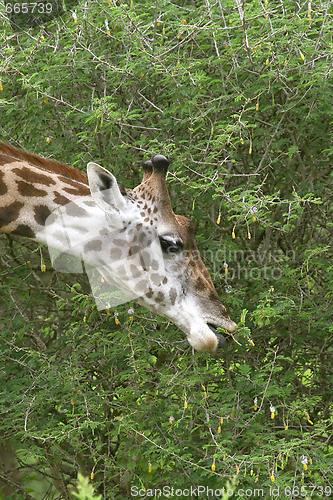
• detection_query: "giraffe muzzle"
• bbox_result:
[207,325,227,348]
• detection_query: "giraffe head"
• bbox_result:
[0,141,236,353]
[83,154,236,353]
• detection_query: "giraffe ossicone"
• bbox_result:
[0,142,236,353]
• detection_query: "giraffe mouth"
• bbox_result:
[207,324,227,348]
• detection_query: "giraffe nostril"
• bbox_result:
[207,324,227,348]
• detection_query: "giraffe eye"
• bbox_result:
[159,236,183,255]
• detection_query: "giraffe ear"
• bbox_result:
[87,162,126,212]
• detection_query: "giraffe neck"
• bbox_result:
[0,156,91,242]
[0,154,163,311]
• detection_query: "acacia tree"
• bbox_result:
[0,0,333,498]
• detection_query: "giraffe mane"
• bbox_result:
[0,142,88,185]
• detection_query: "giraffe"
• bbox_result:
[0,142,236,353]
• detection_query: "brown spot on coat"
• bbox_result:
[0,153,16,166]
[151,259,159,271]
[65,203,88,218]
[140,250,151,267]
[155,291,165,303]
[129,246,139,255]
[0,171,8,195]
[169,287,177,305]
[209,290,219,302]
[117,265,128,279]
[63,185,90,196]
[16,180,48,198]
[0,201,23,227]
[196,277,207,291]
[13,167,56,186]
[34,205,52,226]
[53,193,71,206]
[12,224,36,238]
[151,273,163,286]
[84,240,102,252]
[111,248,122,260]
[134,280,149,293]
[111,239,123,247]
[130,265,141,278]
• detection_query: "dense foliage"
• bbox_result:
[0,0,333,498]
